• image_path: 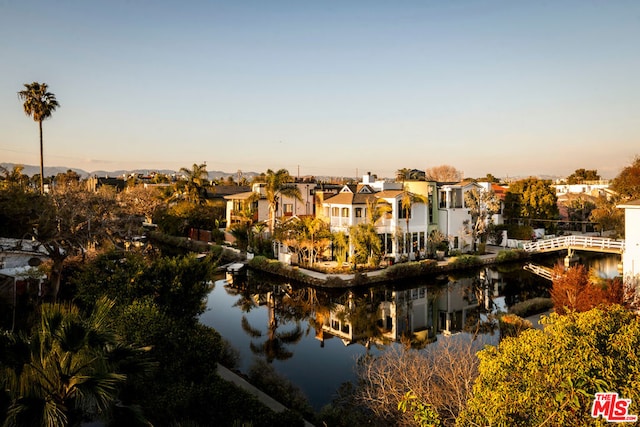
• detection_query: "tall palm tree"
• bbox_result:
[400,186,428,257]
[178,163,209,204]
[18,82,59,194]
[259,169,302,234]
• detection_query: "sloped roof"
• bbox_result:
[376,190,404,199]
[324,191,379,205]
[223,191,260,200]
[618,199,640,208]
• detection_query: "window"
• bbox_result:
[331,207,339,217]
[355,207,363,218]
[283,203,293,214]
[341,207,349,217]
[398,201,410,219]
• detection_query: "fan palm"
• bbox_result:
[0,298,149,426]
[18,82,59,194]
[259,169,302,234]
[178,163,209,204]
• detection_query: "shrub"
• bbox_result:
[449,255,481,268]
[248,359,314,421]
[508,297,553,318]
[495,249,529,263]
[499,313,533,339]
[506,224,534,240]
[384,260,438,281]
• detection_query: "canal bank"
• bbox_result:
[246,245,530,287]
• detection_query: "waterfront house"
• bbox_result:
[619,200,640,281]
[437,180,482,253]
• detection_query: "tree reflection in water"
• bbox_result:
[210,254,614,409]
[225,264,549,360]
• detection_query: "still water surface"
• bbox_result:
[200,253,620,409]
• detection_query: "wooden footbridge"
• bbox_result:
[522,236,625,256]
[522,236,625,280]
[523,263,558,281]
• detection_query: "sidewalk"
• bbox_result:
[216,364,315,427]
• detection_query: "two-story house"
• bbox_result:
[320,174,434,261]
[437,180,483,252]
[224,181,317,230]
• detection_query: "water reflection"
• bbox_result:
[202,254,617,409]
[223,264,546,351]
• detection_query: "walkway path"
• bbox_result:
[216,364,315,427]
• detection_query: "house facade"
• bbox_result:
[224,181,317,229]
[320,177,435,261]
[619,200,640,281]
[437,180,481,252]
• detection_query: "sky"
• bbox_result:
[1,0,638,179]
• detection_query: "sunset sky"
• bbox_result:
[1,0,638,179]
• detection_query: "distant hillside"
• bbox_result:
[0,163,260,181]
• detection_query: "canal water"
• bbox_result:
[199,253,620,410]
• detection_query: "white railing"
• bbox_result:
[522,236,625,253]
[523,263,556,281]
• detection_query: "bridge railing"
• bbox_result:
[522,236,625,253]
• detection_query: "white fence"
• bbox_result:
[522,236,625,253]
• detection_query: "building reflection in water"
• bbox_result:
[225,266,513,352]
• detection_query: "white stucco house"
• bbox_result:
[320,178,432,261]
[437,180,481,253]
[224,181,317,230]
[619,200,640,281]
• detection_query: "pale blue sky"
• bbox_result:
[1,0,638,178]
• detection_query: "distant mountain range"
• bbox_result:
[1,162,562,183]
[0,163,259,181]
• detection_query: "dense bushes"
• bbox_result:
[384,259,439,280]
[448,255,482,268]
[495,249,529,262]
[508,297,553,318]
[65,250,300,426]
[249,256,322,285]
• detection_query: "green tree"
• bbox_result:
[276,216,331,267]
[0,298,148,426]
[610,155,640,201]
[589,195,625,237]
[177,163,209,204]
[35,183,117,300]
[464,187,501,252]
[0,183,42,237]
[332,231,348,265]
[18,82,60,194]
[458,305,640,427]
[504,178,558,230]
[564,194,597,233]
[566,168,600,184]
[396,168,412,182]
[349,223,381,267]
[258,169,302,234]
[0,165,30,189]
[54,169,81,187]
[400,187,428,257]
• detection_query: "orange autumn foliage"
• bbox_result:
[550,264,625,314]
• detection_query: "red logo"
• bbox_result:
[591,392,638,423]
